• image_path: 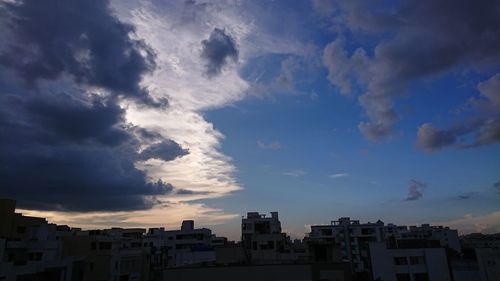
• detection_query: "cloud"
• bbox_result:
[311,0,336,16]
[405,179,426,201]
[322,0,500,141]
[328,173,349,179]
[274,56,300,89]
[494,181,500,193]
[139,140,189,162]
[416,73,500,152]
[456,192,479,200]
[175,189,211,195]
[420,119,500,151]
[0,0,157,104]
[323,37,370,96]
[18,202,239,231]
[201,28,239,77]
[437,211,500,234]
[257,140,282,150]
[0,90,185,212]
[0,0,190,212]
[0,0,316,225]
[416,123,458,152]
[477,73,500,112]
[282,170,306,177]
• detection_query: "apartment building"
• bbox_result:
[309,217,385,274]
[402,224,461,253]
[475,247,500,281]
[61,228,151,281]
[0,199,84,281]
[241,212,308,264]
[163,220,215,267]
[369,240,451,281]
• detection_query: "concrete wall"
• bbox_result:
[163,263,351,281]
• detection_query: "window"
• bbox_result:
[396,273,411,281]
[394,256,408,265]
[16,226,26,234]
[413,273,429,281]
[91,242,97,250]
[410,256,426,265]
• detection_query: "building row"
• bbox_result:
[1,199,498,281]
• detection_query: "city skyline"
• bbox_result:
[0,0,499,241]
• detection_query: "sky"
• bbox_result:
[0,0,499,240]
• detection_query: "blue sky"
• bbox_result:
[0,0,499,239]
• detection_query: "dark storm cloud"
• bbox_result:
[139,140,189,162]
[322,0,500,141]
[25,93,129,146]
[405,179,426,201]
[0,0,188,211]
[201,28,238,77]
[0,90,186,212]
[0,0,157,104]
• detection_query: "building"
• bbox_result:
[241,212,308,264]
[461,233,500,250]
[309,217,385,274]
[369,240,451,281]
[402,224,461,254]
[61,228,151,281]
[0,199,84,281]
[475,247,500,281]
[163,220,215,267]
[163,263,353,281]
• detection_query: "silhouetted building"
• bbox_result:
[241,212,308,264]
[309,217,385,276]
[475,247,500,281]
[369,240,451,281]
[163,263,352,281]
[0,199,84,281]
[163,220,215,267]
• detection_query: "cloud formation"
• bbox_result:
[438,211,500,234]
[0,89,186,211]
[201,28,239,77]
[328,173,349,179]
[257,140,282,150]
[416,119,500,152]
[416,73,500,151]
[0,0,187,211]
[494,181,500,193]
[0,0,157,104]
[282,170,307,177]
[456,192,479,200]
[405,179,426,201]
[322,0,500,141]
[139,140,189,162]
